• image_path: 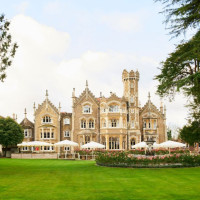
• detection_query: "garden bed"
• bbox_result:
[95,151,200,168]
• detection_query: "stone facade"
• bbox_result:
[20,70,167,152]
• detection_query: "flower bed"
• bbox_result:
[128,149,190,155]
[95,151,200,168]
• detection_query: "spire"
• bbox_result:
[46,89,48,99]
[86,80,88,99]
[72,88,75,97]
[164,105,166,117]
[160,99,163,113]
[59,102,61,112]
[24,108,27,118]
[33,102,36,115]
[148,92,151,101]
[86,80,88,89]
[148,92,151,118]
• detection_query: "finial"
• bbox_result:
[86,80,88,88]
[46,90,48,99]
[100,92,102,98]
[24,108,27,118]
[72,88,75,97]
[59,102,61,110]
[33,102,36,109]
[148,92,151,100]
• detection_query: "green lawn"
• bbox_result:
[0,159,199,200]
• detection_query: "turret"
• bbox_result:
[122,69,139,107]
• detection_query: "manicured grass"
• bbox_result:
[0,159,199,200]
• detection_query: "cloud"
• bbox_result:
[0,14,187,128]
[43,1,62,15]
[16,1,29,13]
[101,12,142,32]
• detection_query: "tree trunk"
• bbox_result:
[4,146,7,157]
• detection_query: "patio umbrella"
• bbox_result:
[23,141,53,147]
[153,142,160,148]
[159,140,186,154]
[159,141,186,148]
[131,142,147,149]
[81,141,105,149]
[17,142,29,147]
[54,139,78,147]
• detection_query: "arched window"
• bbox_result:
[83,105,91,113]
[89,119,94,128]
[131,120,134,128]
[43,116,52,123]
[131,139,135,149]
[101,119,106,128]
[85,135,90,144]
[81,119,86,128]
[130,96,134,103]
[143,120,146,128]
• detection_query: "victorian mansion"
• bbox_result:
[20,69,167,151]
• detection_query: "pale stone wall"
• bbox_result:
[34,99,60,145]
[11,153,58,159]
[73,94,99,146]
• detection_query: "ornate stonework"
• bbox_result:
[20,70,167,151]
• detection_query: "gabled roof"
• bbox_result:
[100,92,127,103]
[35,98,59,115]
[140,99,163,118]
[20,118,34,128]
[73,87,99,107]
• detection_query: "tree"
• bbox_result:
[0,14,18,82]
[155,30,200,105]
[155,0,200,37]
[155,0,200,124]
[167,129,172,140]
[180,120,200,145]
[0,117,23,157]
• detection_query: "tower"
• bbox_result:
[122,69,141,149]
[122,69,139,107]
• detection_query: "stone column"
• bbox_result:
[106,135,109,150]
[119,135,123,150]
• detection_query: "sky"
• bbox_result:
[0,0,190,132]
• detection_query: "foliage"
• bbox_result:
[96,151,200,167]
[155,0,200,37]
[0,117,23,156]
[167,129,172,140]
[180,120,200,145]
[128,149,146,155]
[0,14,18,82]
[155,31,200,103]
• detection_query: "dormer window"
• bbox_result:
[109,105,119,113]
[83,105,91,113]
[43,116,52,123]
